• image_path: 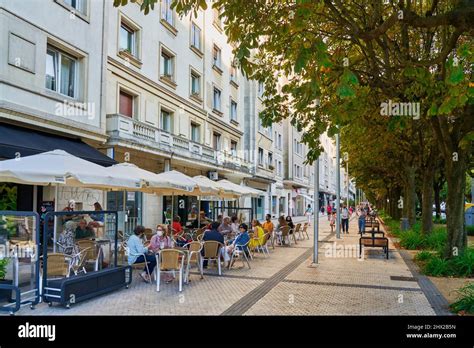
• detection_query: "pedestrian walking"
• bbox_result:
[327,204,332,221]
[358,205,367,234]
[341,204,349,234]
[305,204,313,226]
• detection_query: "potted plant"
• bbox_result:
[0,257,12,303]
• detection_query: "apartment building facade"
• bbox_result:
[0,0,112,213]
[0,0,354,227]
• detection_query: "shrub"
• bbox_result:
[422,256,451,276]
[466,225,474,236]
[433,217,446,224]
[415,250,434,262]
[400,230,425,250]
[425,227,447,252]
[450,282,474,314]
[450,249,474,277]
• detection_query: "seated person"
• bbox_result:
[149,225,173,253]
[75,219,95,240]
[149,226,174,283]
[127,225,156,283]
[249,219,265,250]
[262,214,274,234]
[58,223,79,256]
[202,221,224,268]
[218,216,233,235]
[171,216,190,247]
[223,223,250,263]
[89,202,104,228]
[230,215,239,234]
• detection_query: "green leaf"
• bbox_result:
[447,66,464,85]
[336,84,355,98]
[294,49,308,73]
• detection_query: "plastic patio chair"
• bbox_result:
[155,249,186,292]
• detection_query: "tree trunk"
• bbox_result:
[405,166,417,227]
[444,161,467,258]
[421,168,434,234]
[434,183,441,219]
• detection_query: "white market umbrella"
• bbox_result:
[217,180,262,197]
[0,149,141,251]
[192,175,240,199]
[0,149,140,190]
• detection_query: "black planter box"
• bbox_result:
[43,266,132,307]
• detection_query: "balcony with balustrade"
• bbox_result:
[106,113,253,174]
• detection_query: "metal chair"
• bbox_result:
[294,223,303,240]
[228,240,251,269]
[201,241,224,276]
[301,223,310,239]
[77,240,102,271]
[183,241,203,282]
[277,226,293,246]
[125,246,152,283]
[155,249,186,292]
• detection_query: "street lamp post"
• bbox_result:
[313,155,319,264]
[346,161,349,208]
[336,132,341,239]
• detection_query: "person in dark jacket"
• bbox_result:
[202,221,224,268]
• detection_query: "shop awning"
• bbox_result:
[0,123,116,167]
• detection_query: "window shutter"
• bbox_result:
[119,92,133,118]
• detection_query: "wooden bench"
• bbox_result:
[359,236,389,259]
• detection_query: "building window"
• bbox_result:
[119,21,138,57]
[45,46,77,98]
[278,134,282,149]
[268,152,273,168]
[258,148,264,166]
[212,45,222,70]
[119,90,135,118]
[213,87,221,112]
[230,99,237,122]
[161,109,173,133]
[278,161,282,176]
[230,141,237,157]
[161,0,174,27]
[213,7,222,29]
[190,70,201,97]
[191,122,200,142]
[230,61,238,84]
[63,0,86,13]
[160,48,175,81]
[191,22,201,51]
[213,132,221,151]
[258,81,264,98]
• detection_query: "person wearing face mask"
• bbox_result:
[149,225,173,253]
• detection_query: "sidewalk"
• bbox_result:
[10,213,438,315]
